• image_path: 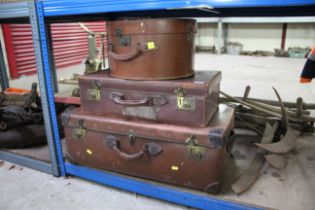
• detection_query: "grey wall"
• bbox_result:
[196,23,315,51]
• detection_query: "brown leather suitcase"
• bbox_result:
[62,104,234,193]
[79,70,221,127]
[107,18,196,80]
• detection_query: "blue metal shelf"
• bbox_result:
[0,1,29,20]
[0,150,52,174]
[42,0,315,17]
[65,162,265,210]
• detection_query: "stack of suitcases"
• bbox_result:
[62,18,234,194]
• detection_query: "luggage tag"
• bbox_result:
[146,41,156,50]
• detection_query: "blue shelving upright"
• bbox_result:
[0,1,62,176]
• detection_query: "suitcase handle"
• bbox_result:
[108,43,141,61]
[104,135,163,160]
[109,92,168,107]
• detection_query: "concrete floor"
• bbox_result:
[2,54,315,210]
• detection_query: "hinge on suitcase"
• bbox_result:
[87,80,101,101]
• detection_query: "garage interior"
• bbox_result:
[0,1,315,210]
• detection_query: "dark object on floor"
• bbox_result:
[0,105,42,131]
[79,70,221,127]
[62,104,234,193]
[107,18,196,80]
[274,49,288,57]
[0,124,46,148]
[241,50,274,57]
[195,45,215,53]
[300,47,315,83]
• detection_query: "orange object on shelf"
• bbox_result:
[4,87,31,95]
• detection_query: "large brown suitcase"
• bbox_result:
[62,104,234,193]
[107,18,196,80]
[79,70,221,127]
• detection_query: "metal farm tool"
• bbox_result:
[224,87,304,194]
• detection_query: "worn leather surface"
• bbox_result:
[107,18,196,80]
[79,70,221,127]
[63,104,234,192]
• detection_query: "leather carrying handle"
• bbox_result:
[104,135,162,161]
[109,92,168,107]
[108,43,141,61]
[113,146,144,160]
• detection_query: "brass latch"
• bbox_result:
[87,80,101,100]
[185,135,206,160]
[72,119,86,140]
[174,86,196,111]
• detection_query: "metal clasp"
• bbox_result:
[87,80,101,100]
[174,86,196,111]
[185,135,206,160]
[72,119,86,140]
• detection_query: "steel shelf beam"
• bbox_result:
[0,150,52,174]
[42,0,315,17]
[0,1,29,20]
[65,162,265,210]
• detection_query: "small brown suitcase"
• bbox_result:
[62,104,234,193]
[79,70,221,127]
[107,18,196,80]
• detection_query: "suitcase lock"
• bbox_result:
[185,135,206,160]
[72,119,86,140]
[174,86,196,111]
[87,80,101,101]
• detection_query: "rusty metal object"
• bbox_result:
[107,18,196,80]
[0,124,46,148]
[220,87,315,135]
[221,91,315,123]
[220,96,315,110]
[79,70,221,127]
[59,74,79,85]
[255,127,300,154]
[231,122,278,194]
[0,83,40,109]
[265,153,288,169]
[63,104,234,193]
[272,87,289,129]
